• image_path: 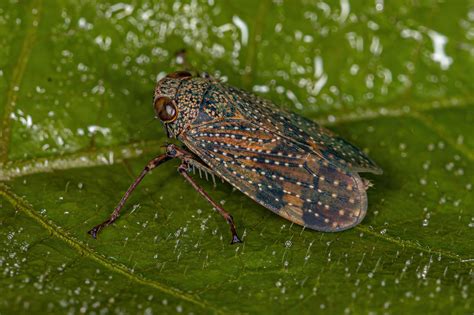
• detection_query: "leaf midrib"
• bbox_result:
[2,95,472,180]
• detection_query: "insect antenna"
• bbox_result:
[134,117,156,136]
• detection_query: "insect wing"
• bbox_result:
[224,85,382,175]
[181,119,368,231]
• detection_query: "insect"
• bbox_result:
[88,70,382,244]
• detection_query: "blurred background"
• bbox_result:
[0,0,473,314]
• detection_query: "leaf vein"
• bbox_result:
[355,225,473,266]
[0,183,231,314]
[0,0,42,163]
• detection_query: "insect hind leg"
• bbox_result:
[177,162,242,244]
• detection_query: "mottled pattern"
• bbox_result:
[153,74,381,232]
[181,119,367,231]
[225,85,383,174]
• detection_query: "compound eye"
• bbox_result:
[154,97,178,123]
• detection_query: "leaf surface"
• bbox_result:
[1,1,473,314]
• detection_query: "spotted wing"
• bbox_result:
[180,119,368,231]
[223,85,382,175]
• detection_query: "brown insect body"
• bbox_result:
[88,71,381,243]
[154,73,382,233]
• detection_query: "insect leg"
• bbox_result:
[177,162,242,244]
[174,49,212,79]
[88,152,173,238]
[175,49,192,72]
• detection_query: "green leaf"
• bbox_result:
[1,0,473,314]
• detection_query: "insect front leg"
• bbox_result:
[177,162,242,244]
[88,144,180,238]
